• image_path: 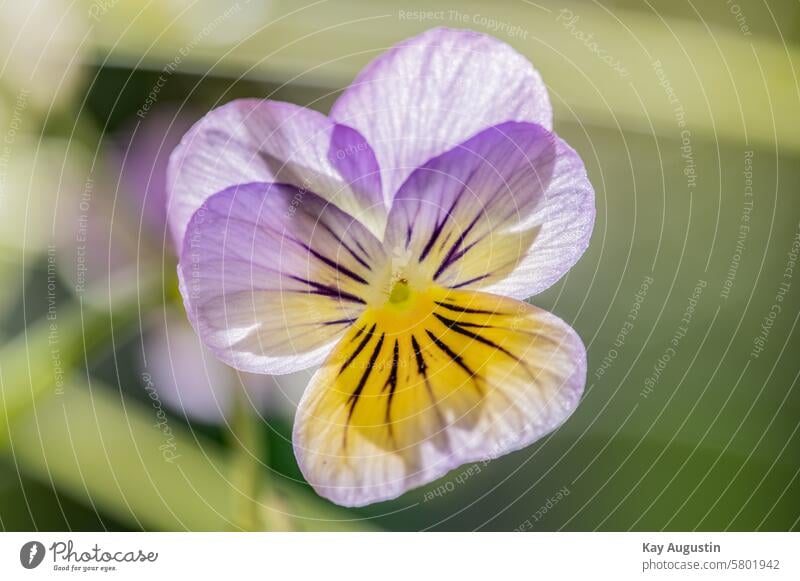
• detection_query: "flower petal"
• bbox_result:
[178,182,387,375]
[329,123,383,207]
[330,27,552,200]
[483,142,595,300]
[293,286,586,507]
[384,122,593,298]
[167,99,386,250]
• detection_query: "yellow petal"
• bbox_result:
[293,285,586,506]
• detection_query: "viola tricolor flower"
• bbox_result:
[168,28,595,506]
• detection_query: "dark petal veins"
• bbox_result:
[410,335,427,375]
[296,241,369,285]
[433,210,484,280]
[318,219,372,271]
[451,273,491,289]
[424,329,483,395]
[287,275,366,304]
[433,300,498,315]
[354,239,373,261]
[349,324,366,343]
[411,334,448,434]
[344,332,386,447]
[383,339,400,441]
[418,162,482,264]
[339,323,377,376]
[418,194,461,262]
[322,317,358,326]
[433,312,527,370]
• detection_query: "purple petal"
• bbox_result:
[485,136,595,299]
[331,27,552,200]
[384,122,593,298]
[329,123,383,205]
[167,99,386,251]
[178,182,387,375]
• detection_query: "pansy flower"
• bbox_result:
[169,28,595,506]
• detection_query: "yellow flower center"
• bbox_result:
[371,274,438,336]
[388,279,411,304]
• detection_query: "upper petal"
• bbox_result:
[384,121,594,299]
[293,286,586,507]
[178,182,387,375]
[167,99,386,250]
[330,27,552,200]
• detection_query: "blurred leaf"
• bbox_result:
[8,380,373,531]
[0,299,141,447]
[0,457,127,530]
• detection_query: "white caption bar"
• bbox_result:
[0,532,797,580]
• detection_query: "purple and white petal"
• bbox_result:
[329,123,383,207]
[483,134,595,299]
[167,99,386,250]
[331,27,552,200]
[384,121,593,298]
[178,182,386,375]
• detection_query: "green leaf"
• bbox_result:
[8,381,372,530]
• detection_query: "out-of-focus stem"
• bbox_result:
[229,386,267,531]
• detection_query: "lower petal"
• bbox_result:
[293,287,586,507]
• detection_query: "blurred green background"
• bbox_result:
[0,0,798,531]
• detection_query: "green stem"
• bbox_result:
[229,386,266,531]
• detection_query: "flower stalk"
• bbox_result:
[229,386,267,531]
